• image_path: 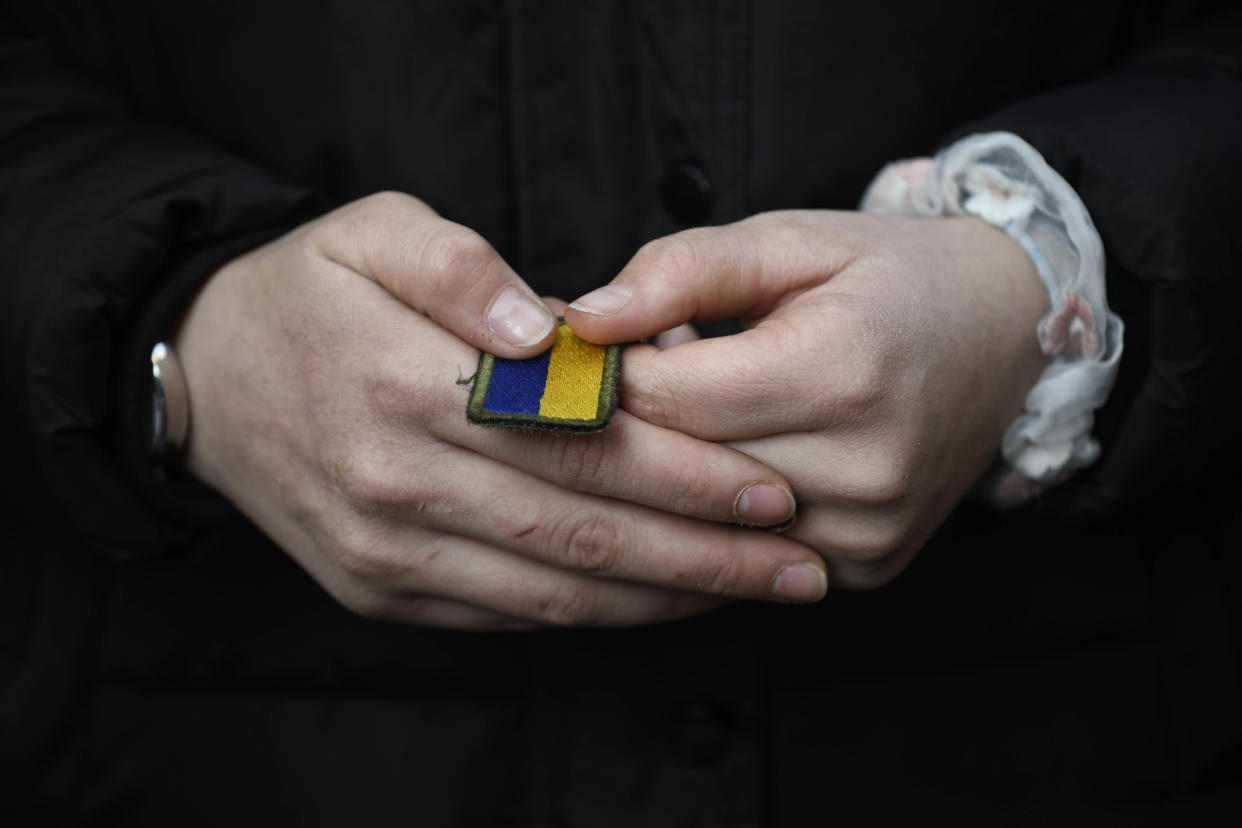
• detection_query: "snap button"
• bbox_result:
[661,162,714,226]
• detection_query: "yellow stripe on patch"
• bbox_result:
[539,323,605,420]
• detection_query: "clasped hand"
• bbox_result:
[177,195,1045,628]
[176,193,824,630]
[568,210,1047,587]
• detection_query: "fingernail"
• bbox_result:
[767,513,798,534]
[487,286,556,347]
[771,563,828,603]
[734,483,796,526]
[568,284,632,316]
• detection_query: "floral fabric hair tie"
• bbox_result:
[862,132,1124,506]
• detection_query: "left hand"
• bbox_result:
[566,211,1049,587]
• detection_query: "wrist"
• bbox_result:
[861,132,1125,505]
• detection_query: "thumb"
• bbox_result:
[565,212,853,344]
[316,192,557,358]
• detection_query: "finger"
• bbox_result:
[366,595,542,631]
[565,211,860,344]
[415,446,828,603]
[616,320,869,441]
[724,433,930,590]
[542,296,570,315]
[435,408,798,527]
[782,507,923,591]
[372,531,729,626]
[654,322,700,349]
[405,318,797,526]
[289,520,727,628]
[314,192,557,357]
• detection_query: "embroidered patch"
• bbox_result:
[467,320,621,432]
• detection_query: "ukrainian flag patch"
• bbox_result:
[467,320,621,432]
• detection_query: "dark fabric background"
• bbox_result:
[2,1,1240,825]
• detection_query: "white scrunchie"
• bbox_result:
[860,131,1124,506]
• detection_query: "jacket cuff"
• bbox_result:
[109,219,321,551]
[935,14,1242,518]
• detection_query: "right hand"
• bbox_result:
[174,193,828,630]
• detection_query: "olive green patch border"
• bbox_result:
[466,341,622,433]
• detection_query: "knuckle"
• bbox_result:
[858,453,914,508]
[694,553,749,597]
[747,211,809,247]
[551,512,622,573]
[421,225,494,287]
[839,559,904,590]
[335,589,385,620]
[625,371,684,431]
[302,215,336,251]
[672,463,717,507]
[334,520,426,583]
[330,446,433,516]
[339,191,418,232]
[396,595,449,626]
[359,190,415,215]
[828,340,886,413]
[328,576,395,620]
[839,360,886,411]
[818,303,903,416]
[333,523,388,579]
[333,458,400,512]
[361,365,437,424]
[532,583,601,627]
[553,434,609,488]
[844,517,908,564]
[635,233,702,281]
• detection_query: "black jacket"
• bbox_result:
[3,2,1241,825]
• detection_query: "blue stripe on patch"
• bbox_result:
[482,349,551,415]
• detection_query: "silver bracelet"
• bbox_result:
[150,341,190,465]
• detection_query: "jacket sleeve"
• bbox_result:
[947,10,1242,518]
[0,8,326,558]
